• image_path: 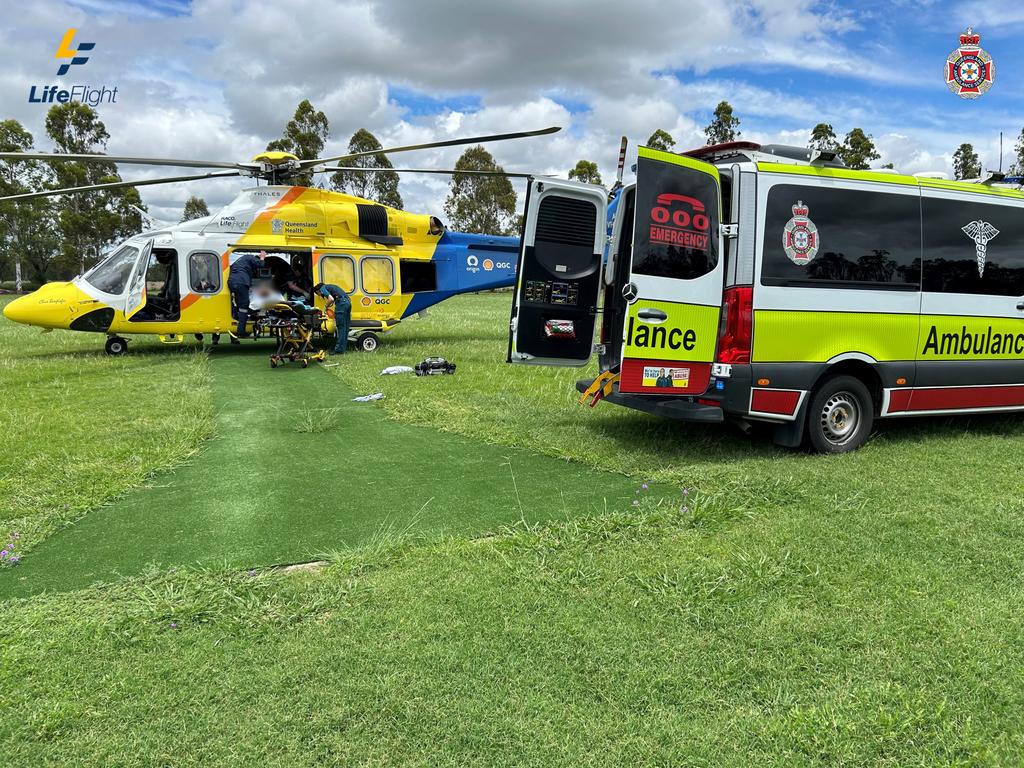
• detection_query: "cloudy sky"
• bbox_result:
[3,0,1024,224]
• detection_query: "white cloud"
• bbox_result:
[1,0,1009,226]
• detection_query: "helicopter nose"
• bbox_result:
[2,283,87,330]
[2,294,33,324]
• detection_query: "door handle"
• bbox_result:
[1017,302,1024,311]
[637,308,668,322]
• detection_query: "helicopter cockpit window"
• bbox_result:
[84,244,139,295]
[189,252,221,294]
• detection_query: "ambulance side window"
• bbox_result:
[760,184,921,288]
[922,197,1024,297]
[188,252,221,294]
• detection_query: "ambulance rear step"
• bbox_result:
[574,378,724,423]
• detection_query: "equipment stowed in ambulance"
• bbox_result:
[507,141,1024,453]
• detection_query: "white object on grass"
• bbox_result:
[352,392,385,402]
[380,365,415,375]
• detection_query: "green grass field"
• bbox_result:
[0,304,213,559]
[3,292,1024,766]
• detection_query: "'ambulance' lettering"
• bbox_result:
[627,317,697,352]
[922,324,1024,356]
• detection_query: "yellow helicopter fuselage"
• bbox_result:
[2,185,518,347]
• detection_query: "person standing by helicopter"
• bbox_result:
[314,282,351,354]
[227,250,267,339]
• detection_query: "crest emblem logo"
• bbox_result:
[962,219,999,276]
[783,201,819,265]
[946,28,995,99]
[271,218,283,235]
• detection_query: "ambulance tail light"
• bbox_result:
[717,286,752,364]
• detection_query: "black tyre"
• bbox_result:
[806,374,874,454]
[357,332,379,352]
[104,336,128,356]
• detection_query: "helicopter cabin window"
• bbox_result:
[399,259,437,293]
[84,244,139,295]
[189,252,221,294]
[320,255,356,294]
[131,248,180,322]
[361,256,395,295]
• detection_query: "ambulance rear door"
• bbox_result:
[507,178,607,366]
[618,147,724,394]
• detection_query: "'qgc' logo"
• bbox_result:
[55,29,95,76]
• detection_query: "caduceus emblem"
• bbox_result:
[961,219,999,277]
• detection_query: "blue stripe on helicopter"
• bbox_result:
[402,231,519,317]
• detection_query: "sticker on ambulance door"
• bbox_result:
[641,366,691,389]
[783,201,820,265]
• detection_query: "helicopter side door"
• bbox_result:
[507,178,607,366]
[124,240,154,321]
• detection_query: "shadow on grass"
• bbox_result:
[576,402,1024,465]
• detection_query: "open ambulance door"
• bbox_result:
[618,147,724,395]
[124,240,154,321]
[507,178,607,366]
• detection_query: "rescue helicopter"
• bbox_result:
[0,127,557,353]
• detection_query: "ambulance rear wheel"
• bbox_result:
[105,336,128,356]
[807,375,873,454]
[357,332,379,352]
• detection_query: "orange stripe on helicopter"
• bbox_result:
[182,189,306,309]
[255,185,305,223]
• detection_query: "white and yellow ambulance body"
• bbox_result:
[508,142,1024,452]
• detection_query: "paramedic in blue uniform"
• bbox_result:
[227,249,266,338]
[314,282,351,354]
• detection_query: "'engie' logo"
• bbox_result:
[55,29,94,75]
[649,193,710,250]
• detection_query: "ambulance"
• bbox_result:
[507,141,1024,452]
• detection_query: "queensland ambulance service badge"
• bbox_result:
[783,201,819,265]
[946,28,994,99]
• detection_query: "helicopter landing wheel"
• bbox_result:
[357,332,379,352]
[105,336,128,356]
[301,359,308,369]
[270,357,279,368]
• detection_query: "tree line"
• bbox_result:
[2,97,1022,290]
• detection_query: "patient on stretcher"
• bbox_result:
[248,281,286,311]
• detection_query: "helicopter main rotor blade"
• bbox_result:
[0,170,241,202]
[318,166,536,178]
[301,125,561,169]
[0,152,241,170]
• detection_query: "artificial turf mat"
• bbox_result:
[1,345,642,597]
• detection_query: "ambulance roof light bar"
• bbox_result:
[808,149,837,165]
[975,171,1007,186]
